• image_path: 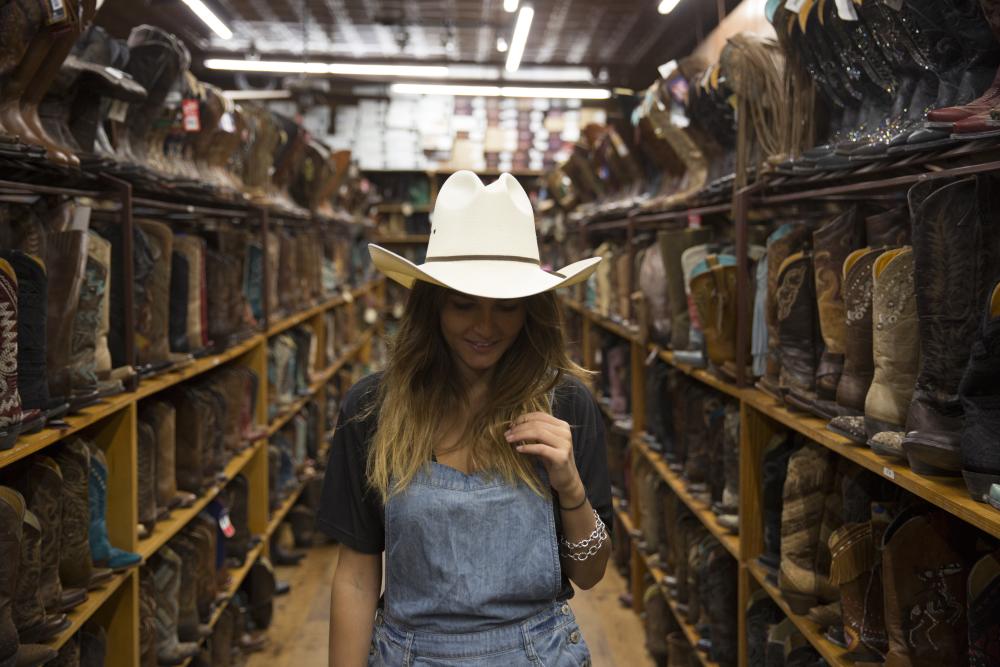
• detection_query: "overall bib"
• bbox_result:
[369,462,592,666]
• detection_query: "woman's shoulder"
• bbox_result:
[341,372,383,420]
[553,374,598,418]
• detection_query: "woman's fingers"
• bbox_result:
[513,443,570,465]
[505,422,568,448]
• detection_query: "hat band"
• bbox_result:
[424,254,565,278]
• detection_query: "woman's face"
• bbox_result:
[440,292,526,378]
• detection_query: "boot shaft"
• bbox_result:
[775,251,820,395]
[837,248,882,412]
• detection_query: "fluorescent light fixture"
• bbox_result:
[503,0,519,12]
[496,36,509,52]
[204,59,450,78]
[505,6,534,72]
[180,0,232,39]
[222,89,292,100]
[657,0,682,14]
[390,83,611,99]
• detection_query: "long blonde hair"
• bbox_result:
[365,282,589,500]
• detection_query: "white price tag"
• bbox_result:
[835,0,858,20]
[219,112,236,133]
[219,512,236,538]
[785,0,807,11]
[882,466,895,480]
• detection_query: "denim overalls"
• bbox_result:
[368,461,592,666]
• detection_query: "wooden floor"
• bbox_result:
[246,542,655,667]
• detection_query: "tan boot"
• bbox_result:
[863,247,919,459]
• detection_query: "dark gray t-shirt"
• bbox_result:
[316,372,613,601]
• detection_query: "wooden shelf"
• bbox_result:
[0,335,265,470]
[47,570,131,651]
[137,439,264,562]
[747,561,853,667]
[612,496,637,538]
[267,329,374,436]
[633,438,740,560]
[265,478,311,540]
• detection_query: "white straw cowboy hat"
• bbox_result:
[369,171,601,299]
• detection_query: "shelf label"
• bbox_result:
[219,510,236,538]
[687,213,702,228]
[182,99,201,132]
[882,466,895,480]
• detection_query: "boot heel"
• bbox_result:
[780,591,817,615]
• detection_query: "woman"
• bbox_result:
[318,171,612,666]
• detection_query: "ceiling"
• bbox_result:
[96,0,740,89]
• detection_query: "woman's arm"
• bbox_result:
[329,546,382,667]
[556,484,611,590]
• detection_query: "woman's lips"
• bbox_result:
[466,339,498,353]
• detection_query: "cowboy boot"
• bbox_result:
[139,568,157,667]
[18,457,84,615]
[752,246,769,379]
[759,432,797,574]
[86,233,113,385]
[903,177,1000,476]
[78,621,105,667]
[87,445,140,571]
[172,236,206,354]
[191,520,218,619]
[828,522,884,662]
[716,404,740,532]
[863,248,919,459]
[658,228,712,351]
[166,536,209,643]
[14,509,69,644]
[960,281,1000,501]
[757,224,811,398]
[151,546,200,665]
[776,252,821,403]
[0,252,48,413]
[778,442,839,614]
[0,487,61,667]
[225,475,250,564]
[690,255,734,370]
[865,206,911,248]
[0,0,45,145]
[812,208,865,405]
[44,231,87,401]
[831,248,884,428]
[210,603,235,667]
[55,440,113,591]
[968,548,1000,666]
[747,589,783,667]
[0,259,23,449]
[136,421,157,536]
[67,235,108,398]
[882,509,974,666]
[666,631,692,667]
[135,220,173,369]
[705,546,737,667]
[765,618,797,667]
[168,249,188,355]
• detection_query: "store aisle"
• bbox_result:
[246,544,654,667]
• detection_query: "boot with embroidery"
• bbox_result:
[968,547,1000,666]
[882,508,975,665]
[151,545,200,665]
[45,230,87,403]
[14,509,69,643]
[0,258,23,449]
[54,440,112,591]
[136,420,157,537]
[903,177,1000,476]
[0,486,59,667]
[0,252,48,414]
[775,252,821,406]
[864,248,919,461]
[828,522,884,662]
[778,442,839,614]
[658,228,712,352]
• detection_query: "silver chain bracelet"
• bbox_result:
[559,510,609,562]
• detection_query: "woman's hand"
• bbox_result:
[505,412,585,506]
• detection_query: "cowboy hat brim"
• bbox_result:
[369,243,601,300]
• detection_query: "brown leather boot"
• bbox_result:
[836,248,884,415]
[134,220,173,368]
[0,258,23,449]
[828,522,884,662]
[882,509,974,665]
[863,248,919,459]
[0,28,56,156]
[54,440,112,590]
[658,228,712,351]
[171,236,206,353]
[141,402,179,515]
[0,0,45,146]
[812,207,865,403]
[44,231,87,401]
[775,252,821,404]
[757,224,812,398]
[903,176,1000,476]
[136,420,157,535]
[14,510,69,644]
[864,205,911,248]
[87,232,113,384]
[778,442,839,614]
